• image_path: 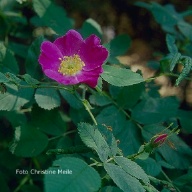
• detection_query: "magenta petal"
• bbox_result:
[85,34,101,46]
[39,41,63,70]
[79,36,108,71]
[44,69,80,85]
[76,67,103,87]
[54,30,84,56]
[82,77,98,87]
[40,41,63,60]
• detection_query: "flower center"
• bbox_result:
[58,54,85,76]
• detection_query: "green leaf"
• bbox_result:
[31,105,67,136]
[166,34,178,54]
[117,120,142,156]
[96,105,126,135]
[5,72,21,85]
[25,36,44,79]
[0,110,27,127]
[78,123,110,162]
[158,144,191,169]
[110,34,131,57]
[59,90,83,109]
[56,136,73,149]
[0,150,21,170]
[143,184,159,192]
[0,83,34,111]
[70,107,89,125]
[114,156,150,185]
[110,83,144,109]
[169,53,181,71]
[8,42,28,58]
[132,96,179,124]
[0,174,9,192]
[9,124,48,157]
[44,157,101,192]
[161,189,171,192]
[80,18,102,38]
[0,72,9,83]
[100,186,123,192]
[144,3,179,26]
[177,21,192,41]
[20,74,40,86]
[176,56,192,86]
[0,0,15,11]
[33,0,73,35]
[35,88,60,110]
[0,83,6,94]
[97,124,119,157]
[104,163,145,192]
[155,153,175,169]
[89,92,111,107]
[101,65,144,87]
[178,110,192,133]
[20,185,41,192]
[0,43,19,73]
[136,158,161,176]
[173,170,192,186]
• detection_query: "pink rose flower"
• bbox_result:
[38,30,108,88]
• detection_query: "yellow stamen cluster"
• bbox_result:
[58,54,85,76]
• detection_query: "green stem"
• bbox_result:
[18,83,74,92]
[127,148,145,160]
[82,99,98,125]
[89,158,103,167]
[48,130,76,141]
[106,157,114,163]
[161,170,182,192]
[14,175,30,192]
[146,72,192,83]
[82,85,87,100]
[32,158,41,170]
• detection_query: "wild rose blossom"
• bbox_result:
[38,30,108,88]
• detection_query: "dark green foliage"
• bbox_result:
[0,1,192,192]
[165,34,192,85]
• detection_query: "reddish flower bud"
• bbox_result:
[153,134,168,146]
